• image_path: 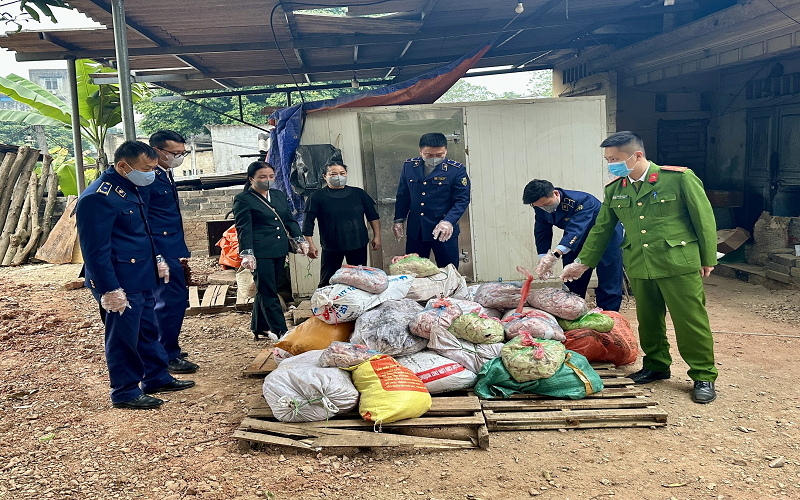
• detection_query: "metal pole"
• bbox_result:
[110,0,136,140]
[190,134,197,176]
[67,58,86,194]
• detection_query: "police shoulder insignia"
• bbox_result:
[648,172,659,183]
[96,182,112,196]
[446,159,464,168]
[605,176,622,187]
[155,169,163,176]
[461,177,468,186]
[405,158,421,167]
[576,204,583,210]
[661,165,688,172]
[115,186,127,198]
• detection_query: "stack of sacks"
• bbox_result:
[311,274,414,324]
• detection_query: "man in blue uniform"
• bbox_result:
[76,141,195,410]
[523,179,624,311]
[392,132,470,269]
[143,130,197,374]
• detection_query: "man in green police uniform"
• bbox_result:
[561,131,718,404]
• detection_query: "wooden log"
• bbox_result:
[11,176,44,266]
[34,196,78,265]
[0,151,19,225]
[36,154,52,200]
[3,171,36,265]
[38,170,59,248]
[0,148,38,259]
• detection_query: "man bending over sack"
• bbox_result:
[523,179,624,311]
[560,131,718,404]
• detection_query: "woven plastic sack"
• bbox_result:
[557,310,614,333]
[396,350,477,394]
[330,265,389,294]
[500,307,538,320]
[474,351,604,400]
[473,282,523,310]
[262,350,359,422]
[235,266,256,306]
[448,312,505,344]
[438,298,501,319]
[216,225,242,268]
[318,341,380,368]
[405,264,469,301]
[311,274,414,324]
[350,299,427,356]
[344,355,432,423]
[272,347,294,365]
[427,324,503,374]
[564,311,638,367]
[409,298,463,339]
[526,287,589,320]
[502,309,565,341]
[275,317,355,355]
[501,333,566,383]
[389,253,440,277]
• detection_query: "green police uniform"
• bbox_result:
[577,162,718,382]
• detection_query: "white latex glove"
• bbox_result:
[392,222,405,240]
[241,254,257,271]
[297,241,310,256]
[560,262,591,282]
[535,253,557,280]
[156,255,170,284]
[101,288,130,315]
[432,220,454,242]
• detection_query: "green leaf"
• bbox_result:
[0,74,71,124]
[74,60,103,123]
[0,109,66,127]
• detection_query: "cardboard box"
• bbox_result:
[717,227,751,254]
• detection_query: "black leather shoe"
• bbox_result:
[113,394,164,409]
[692,381,716,404]
[628,368,671,384]
[144,379,195,394]
[179,351,189,359]
[168,357,198,374]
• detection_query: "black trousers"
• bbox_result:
[252,256,289,335]
[319,246,368,288]
[406,237,460,269]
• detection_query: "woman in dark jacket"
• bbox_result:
[234,161,307,340]
[303,161,381,287]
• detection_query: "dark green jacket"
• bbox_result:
[577,162,717,279]
[233,188,301,259]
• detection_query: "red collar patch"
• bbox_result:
[622,178,627,188]
[648,172,658,183]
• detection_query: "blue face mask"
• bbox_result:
[607,153,636,178]
[122,164,155,186]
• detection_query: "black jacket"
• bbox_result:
[233,188,302,259]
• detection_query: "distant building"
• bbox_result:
[0,68,71,112]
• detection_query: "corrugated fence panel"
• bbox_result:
[464,97,607,282]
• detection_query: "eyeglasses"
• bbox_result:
[156,147,191,158]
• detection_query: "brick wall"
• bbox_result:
[178,187,240,255]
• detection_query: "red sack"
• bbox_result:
[216,225,242,268]
[563,311,638,367]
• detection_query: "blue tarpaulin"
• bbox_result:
[267,38,496,225]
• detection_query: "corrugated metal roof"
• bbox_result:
[0,0,726,93]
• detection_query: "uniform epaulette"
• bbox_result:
[155,169,163,176]
[405,158,421,167]
[115,186,127,199]
[97,181,112,196]
[445,158,464,169]
[605,176,623,187]
[661,165,688,172]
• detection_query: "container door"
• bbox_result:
[358,109,474,280]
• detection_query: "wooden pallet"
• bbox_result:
[242,349,278,377]
[185,285,254,315]
[481,362,668,431]
[235,395,489,451]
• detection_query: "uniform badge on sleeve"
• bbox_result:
[461,177,468,186]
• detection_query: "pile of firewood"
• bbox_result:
[0,146,58,266]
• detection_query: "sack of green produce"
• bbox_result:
[526,287,589,320]
[409,298,463,339]
[448,312,505,344]
[501,332,566,382]
[389,253,440,277]
[557,308,614,333]
[502,309,565,341]
[475,350,603,400]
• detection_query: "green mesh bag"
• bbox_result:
[448,313,505,344]
[557,312,614,333]
[474,351,604,400]
[388,253,440,277]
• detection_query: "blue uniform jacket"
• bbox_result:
[139,167,190,258]
[534,188,623,265]
[76,168,159,295]
[393,157,470,242]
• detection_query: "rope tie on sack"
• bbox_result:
[562,352,595,395]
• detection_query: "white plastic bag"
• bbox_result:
[427,324,503,374]
[311,274,414,324]
[436,298,502,319]
[409,298,463,339]
[396,350,477,394]
[272,347,294,365]
[262,350,359,422]
[405,264,469,301]
[236,266,256,305]
[501,309,565,341]
[350,299,427,356]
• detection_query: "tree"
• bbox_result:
[526,70,553,98]
[0,60,148,169]
[0,122,74,153]
[1,0,71,31]
[437,80,501,104]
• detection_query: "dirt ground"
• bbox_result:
[1,259,799,500]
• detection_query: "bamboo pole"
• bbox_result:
[0,148,39,259]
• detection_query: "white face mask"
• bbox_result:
[164,153,185,169]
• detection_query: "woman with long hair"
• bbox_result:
[233,161,308,340]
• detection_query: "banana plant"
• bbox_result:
[0,59,148,172]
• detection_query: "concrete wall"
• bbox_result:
[177,187,239,255]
